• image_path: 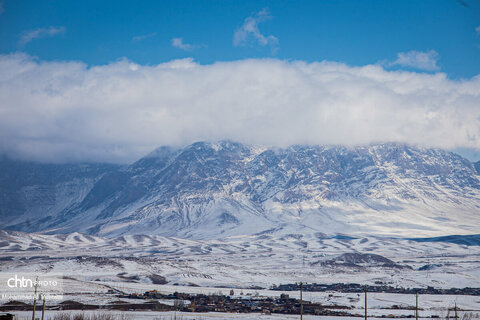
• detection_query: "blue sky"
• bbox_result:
[1,0,480,163]
[1,0,480,78]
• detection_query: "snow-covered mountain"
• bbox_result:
[2,142,480,239]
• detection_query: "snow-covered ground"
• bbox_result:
[1,229,479,289]
[1,230,480,319]
[7,310,416,320]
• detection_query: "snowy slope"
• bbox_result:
[2,142,480,239]
[1,229,479,289]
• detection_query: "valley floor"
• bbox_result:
[5,282,480,320]
[1,230,480,319]
[8,310,465,320]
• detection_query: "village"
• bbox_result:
[3,282,478,319]
[0,290,355,317]
[271,283,480,296]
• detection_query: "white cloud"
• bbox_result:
[233,8,278,51]
[132,32,156,43]
[0,1,4,14]
[0,53,479,164]
[476,25,480,35]
[390,50,440,71]
[20,26,66,46]
[171,37,205,51]
[171,38,193,51]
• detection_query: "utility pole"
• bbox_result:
[301,281,304,320]
[415,292,419,320]
[174,300,177,320]
[364,286,368,320]
[41,296,46,320]
[32,276,39,320]
[454,302,458,319]
[297,281,304,320]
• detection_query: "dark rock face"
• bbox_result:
[475,161,480,175]
[0,156,119,229]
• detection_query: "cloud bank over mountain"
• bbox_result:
[0,53,479,163]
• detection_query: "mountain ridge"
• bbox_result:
[1,141,480,239]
